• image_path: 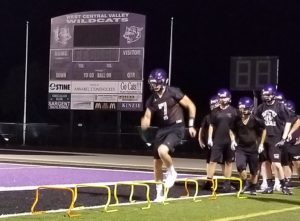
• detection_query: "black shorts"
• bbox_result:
[204,148,211,164]
[235,149,259,176]
[153,123,185,159]
[288,144,300,161]
[210,143,235,163]
[281,143,292,166]
[263,136,282,163]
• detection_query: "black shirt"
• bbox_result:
[145,86,185,127]
[210,105,238,145]
[231,115,266,153]
[255,100,291,137]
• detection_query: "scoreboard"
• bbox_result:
[48,11,146,111]
[230,56,279,91]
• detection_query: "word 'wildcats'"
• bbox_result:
[67,18,128,24]
[66,13,130,24]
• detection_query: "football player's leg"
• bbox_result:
[270,145,292,195]
[153,143,165,202]
[236,151,248,192]
[157,144,177,188]
[224,146,234,178]
[248,153,259,195]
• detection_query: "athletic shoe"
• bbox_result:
[285,178,292,188]
[262,186,273,194]
[249,189,257,195]
[241,182,250,194]
[273,183,281,192]
[282,187,293,195]
[220,181,232,193]
[153,195,165,202]
[164,171,177,188]
[203,181,213,190]
[260,182,268,190]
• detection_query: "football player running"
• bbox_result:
[141,68,197,202]
[230,97,266,195]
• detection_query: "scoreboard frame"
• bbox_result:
[48,11,146,111]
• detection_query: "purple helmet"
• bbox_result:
[148,68,168,91]
[238,96,254,115]
[285,100,296,113]
[217,88,231,105]
[209,95,219,110]
[261,84,277,103]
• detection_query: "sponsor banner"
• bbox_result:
[71,93,142,102]
[48,101,70,109]
[48,93,71,102]
[71,102,93,110]
[94,94,118,102]
[117,94,142,102]
[71,94,95,102]
[94,102,117,110]
[49,81,72,93]
[71,81,142,94]
[71,81,118,94]
[119,81,142,93]
[118,102,143,111]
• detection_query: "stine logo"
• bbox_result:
[123,26,143,44]
[49,83,71,91]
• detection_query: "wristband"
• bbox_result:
[188,118,195,127]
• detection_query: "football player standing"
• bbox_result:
[254,84,292,195]
[207,88,238,192]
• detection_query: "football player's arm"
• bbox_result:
[179,95,197,137]
[282,106,293,140]
[198,127,205,148]
[207,124,213,147]
[258,128,266,153]
[141,108,152,130]
[287,118,300,140]
[260,129,267,146]
[229,129,235,143]
[229,129,237,151]
[282,122,292,140]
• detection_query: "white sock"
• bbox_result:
[156,184,163,197]
[168,165,176,174]
[275,178,280,185]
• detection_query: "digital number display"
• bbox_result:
[74,24,120,47]
[230,56,278,91]
[73,49,120,62]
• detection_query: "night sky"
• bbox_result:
[1,0,300,127]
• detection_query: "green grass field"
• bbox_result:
[2,188,300,221]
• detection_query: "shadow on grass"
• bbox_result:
[246,194,300,206]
